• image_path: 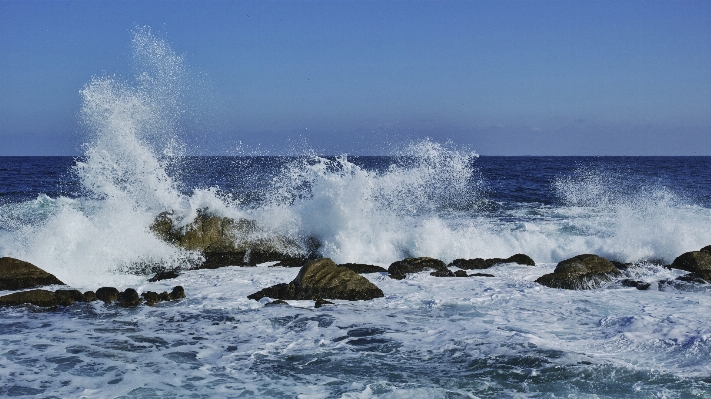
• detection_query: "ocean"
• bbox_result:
[2,29,711,398]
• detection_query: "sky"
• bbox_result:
[1,0,710,156]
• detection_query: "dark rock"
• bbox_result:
[0,289,58,307]
[0,257,65,291]
[670,251,711,282]
[430,270,455,277]
[248,258,384,301]
[264,299,289,306]
[338,263,387,274]
[449,254,535,270]
[620,279,651,290]
[701,245,711,254]
[151,210,308,269]
[170,286,186,300]
[159,291,171,301]
[118,288,141,307]
[535,254,622,290]
[469,273,495,277]
[314,298,334,308]
[454,270,469,277]
[96,287,120,303]
[141,291,160,306]
[388,257,448,280]
[148,270,179,282]
[611,261,634,270]
[83,291,97,302]
[54,289,85,306]
[675,273,710,284]
[273,257,308,267]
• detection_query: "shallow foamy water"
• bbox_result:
[2,263,711,398]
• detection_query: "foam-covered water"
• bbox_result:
[2,29,711,397]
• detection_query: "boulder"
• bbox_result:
[83,291,97,302]
[0,257,64,291]
[118,288,141,307]
[54,289,85,306]
[169,286,186,300]
[150,210,309,269]
[0,289,58,307]
[338,263,387,274]
[449,254,535,270]
[141,291,160,306]
[388,257,448,280]
[430,270,455,277]
[670,251,711,283]
[248,258,384,301]
[96,287,120,303]
[535,254,622,290]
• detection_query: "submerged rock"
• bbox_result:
[248,258,384,301]
[620,279,651,290]
[0,257,64,291]
[338,263,387,274]
[469,272,495,277]
[264,299,289,307]
[314,298,334,308]
[54,289,85,306]
[535,254,621,290]
[449,254,535,270]
[148,270,180,282]
[388,257,448,280]
[0,289,58,307]
[430,270,455,277]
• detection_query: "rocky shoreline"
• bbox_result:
[2,212,710,310]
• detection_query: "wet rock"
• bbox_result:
[670,250,711,282]
[675,273,710,284]
[454,270,469,277]
[0,289,58,308]
[118,288,141,307]
[54,289,85,306]
[170,286,186,300]
[701,245,711,254]
[620,279,651,290]
[314,299,334,308]
[0,257,65,291]
[264,299,289,306]
[469,272,495,277]
[96,287,120,303]
[151,210,308,269]
[141,291,160,306]
[248,258,384,301]
[430,270,455,277]
[148,270,179,282]
[338,263,387,274]
[159,291,171,301]
[535,254,622,290]
[83,291,97,302]
[388,257,448,280]
[448,254,535,270]
[273,257,309,267]
[611,261,634,271]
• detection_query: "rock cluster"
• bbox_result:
[0,286,185,308]
[535,254,622,290]
[248,258,384,301]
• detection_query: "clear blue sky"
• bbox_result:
[1,0,710,156]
